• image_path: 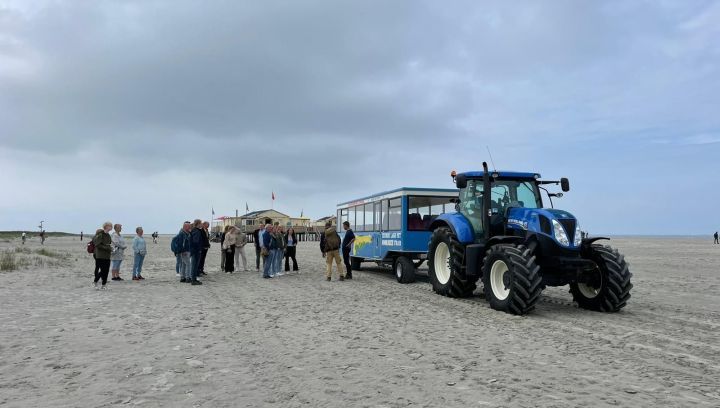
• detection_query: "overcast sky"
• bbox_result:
[1,0,718,235]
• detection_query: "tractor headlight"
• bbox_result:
[552,219,570,246]
[574,224,582,247]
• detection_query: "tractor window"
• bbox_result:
[458,180,484,236]
[491,181,541,214]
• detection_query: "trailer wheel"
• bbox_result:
[428,227,475,297]
[570,244,632,312]
[350,256,363,271]
[481,244,543,315]
[394,256,416,283]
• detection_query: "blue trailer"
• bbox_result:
[336,187,459,283]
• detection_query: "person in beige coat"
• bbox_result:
[222,226,237,273]
[234,226,249,271]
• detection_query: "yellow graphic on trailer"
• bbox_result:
[353,235,372,255]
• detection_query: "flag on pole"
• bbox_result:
[212,207,215,217]
[301,209,304,217]
[272,191,275,201]
[246,203,249,212]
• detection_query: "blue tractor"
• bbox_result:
[427,162,632,315]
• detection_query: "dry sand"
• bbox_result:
[1,235,719,407]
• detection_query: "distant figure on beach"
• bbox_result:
[39,230,45,245]
[342,221,355,280]
[174,221,192,283]
[222,225,237,274]
[92,222,113,290]
[199,221,210,276]
[80,231,83,241]
[320,221,344,282]
[285,227,299,272]
[132,227,147,281]
[262,225,275,279]
[715,231,719,244]
[21,232,26,245]
[110,224,127,281]
[253,225,264,271]
[235,226,248,272]
[152,231,158,244]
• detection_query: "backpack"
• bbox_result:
[86,241,95,254]
[170,234,180,253]
[324,229,341,251]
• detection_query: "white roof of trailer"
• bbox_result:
[337,187,458,208]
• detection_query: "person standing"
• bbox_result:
[262,225,275,278]
[235,227,248,272]
[188,219,204,285]
[132,227,147,281]
[254,224,266,271]
[341,221,356,279]
[40,230,45,245]
[223,226,237,273]
[92,222,113,290]
[272,226,284,276]
[110,224,127,281]
[80,231,84,241]
[715,231,719,244]
[198,221,211,276]
[284,228,299,272]
[21,232,26,245]
[175,222,192,282]
[220,226,229,272]
[320,221,344,281]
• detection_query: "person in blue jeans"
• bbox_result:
[262,225,276,278]
[189,219,204,285]
[132,227,147,280]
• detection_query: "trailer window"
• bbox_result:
[374,201,382,231]
[364,203,374,231]
[382,199,389,230]
[408,196,456,231]
[348,206,356,230]
[388,198,402,230]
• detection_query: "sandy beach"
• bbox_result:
[0,236,718,407]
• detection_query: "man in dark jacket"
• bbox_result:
[262,225,275,279]
[92,222,114,289]
[198,221,211,276]
[341,221,356,279]
[253,225,264,271]
[176,222,192,283]
[188,219,204,285]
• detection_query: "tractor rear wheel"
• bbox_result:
[481,244,543,315]
[570,244,632,312]
[394,256,416,283]
[428,227,476,297]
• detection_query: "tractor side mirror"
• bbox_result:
[455,174,467,189]
[560,177,570,192]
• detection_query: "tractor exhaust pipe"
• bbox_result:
[482,161,491,241]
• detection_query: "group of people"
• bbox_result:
[253,223,300,278]
[90,222,147,289]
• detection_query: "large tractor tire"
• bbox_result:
[570,244,632,312]
[427,227,476,297]
[481,244,543,315]
[394,256,416,283]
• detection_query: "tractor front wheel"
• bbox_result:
[481,244,543,315]
[570,244,632,312]
[428,227,475,297]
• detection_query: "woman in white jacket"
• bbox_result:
[222,226,237,273]
[110,223,127,281]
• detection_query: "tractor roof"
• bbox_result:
[459,170,540,180]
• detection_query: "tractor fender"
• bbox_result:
[430,213,475,244]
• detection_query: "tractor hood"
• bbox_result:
[506,207,580,248]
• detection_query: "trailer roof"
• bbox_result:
[337,187,458,207]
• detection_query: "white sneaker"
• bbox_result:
[100,285,108,290]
